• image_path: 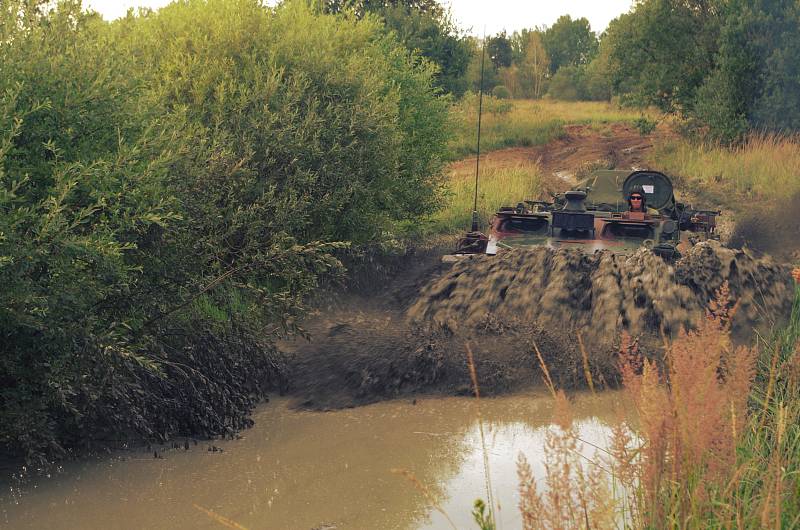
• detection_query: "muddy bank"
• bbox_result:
[289,241,793,408]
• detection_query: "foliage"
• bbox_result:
[518,31,550,99]
[634,116,657,135]
[541,15,599,74]
[486,31,513,70]
[507,30,550,99]
[465,37,499,94]
[491,85,511,99]
[605,0,720,115]
[581,42,612,101]
[0,0,448,463]
[326,0,472,96]
[605,0,800,141]
[547,66,582,101]
[694,0,800,142]
[471,499,495,530]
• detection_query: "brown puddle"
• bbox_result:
[1,391,627,530]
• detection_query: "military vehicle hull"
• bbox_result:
[447,170,717,261]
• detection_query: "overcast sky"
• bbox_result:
[84,0,634,35]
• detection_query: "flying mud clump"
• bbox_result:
[408,241,794,345]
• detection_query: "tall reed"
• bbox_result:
[516,282,800,528]
[430,164,541,235]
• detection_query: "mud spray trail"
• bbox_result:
[288,126,796,409]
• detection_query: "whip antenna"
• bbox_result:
[471,28,487,232]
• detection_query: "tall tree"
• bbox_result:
[486,31,513,69]
[325,0,471,95]
[605,0,722,114]
[517,30,550,98]
[541,15,598,73]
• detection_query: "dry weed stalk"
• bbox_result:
[618,282,757,524]
[533,340,557,399]
[192,504,248,530]
[465,342,498,528]
[577,332,596,394]
[391,468,458,530]
[517,390,614,530]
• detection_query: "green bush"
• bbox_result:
[0,0,448,463]
[547,66,583,101]
[492,85,512,99]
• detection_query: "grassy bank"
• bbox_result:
[448,98,655,160]
[428,163,542,234]
[650,132,800,198]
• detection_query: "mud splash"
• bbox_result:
[404,241,793,387]
[289,241,793,407]
[410,241,792,342]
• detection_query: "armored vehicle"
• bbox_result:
[449,170,718,261]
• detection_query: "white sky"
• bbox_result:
[84,0,634,34]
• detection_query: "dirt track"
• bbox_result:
[285,125,796,409]
[448,123,674,197]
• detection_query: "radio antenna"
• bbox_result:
[471,28,487,232]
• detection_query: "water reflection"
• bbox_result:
[1,391,627,530]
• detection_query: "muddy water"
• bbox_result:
[1,392,626,530]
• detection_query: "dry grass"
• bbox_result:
[614,284,757,526]
[649,132,800,198]
[517,281,800,529]
[517,390,616,530]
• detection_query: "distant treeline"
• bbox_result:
[0,0,448,463]
[407,0,800,142]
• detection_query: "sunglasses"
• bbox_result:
[630,196,643,200]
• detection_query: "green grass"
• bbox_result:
[448,98,656,160]
[427,164,541,235]
[724,287,800,527]
[650,132,800,198]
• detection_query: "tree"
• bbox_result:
[517,30,550,98]
[325,0,444,17]
[465,36,500,93]
[378,4,472,95]
[548,65,583,100]
[605,0,722,114]
[325,0,471,95]
[604,0,800,141]
[486,31,513,69]
[541,15,599,74]
[1,0,450,463]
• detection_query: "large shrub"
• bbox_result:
[0,0,448,463]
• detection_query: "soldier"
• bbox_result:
[627,185,658,215]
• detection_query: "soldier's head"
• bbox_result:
[628,185,646,212]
